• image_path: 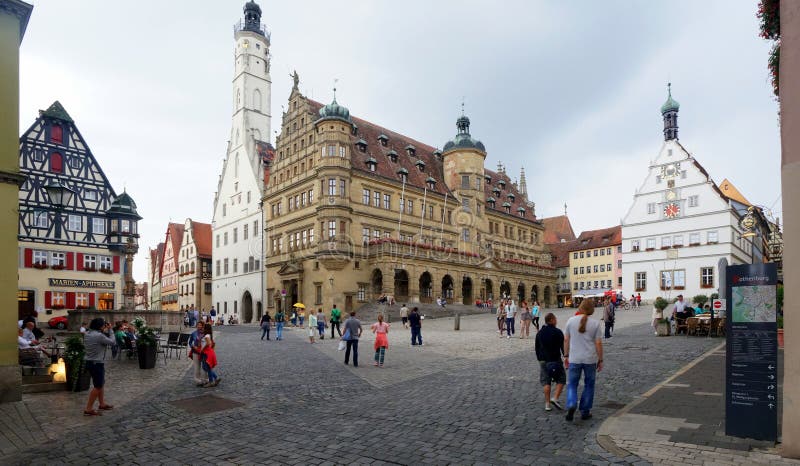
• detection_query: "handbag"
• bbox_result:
[337,340,346,351]
[342,328,351,341]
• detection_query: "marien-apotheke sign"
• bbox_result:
[48,278,115,289]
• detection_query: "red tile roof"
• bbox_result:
[541,215,576,244]
[149,243,164,281]
[308,99,538,224]
[165,222,184,269]
[547,240,574,268]
[191,221,212,258]
[573,225,621,249]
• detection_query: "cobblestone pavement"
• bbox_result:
[4,309,722,465]
[599,341,796,465]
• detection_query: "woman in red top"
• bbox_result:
[372,314,390,367]
[201,323,220,387]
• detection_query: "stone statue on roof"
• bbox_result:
[291,70,299,90]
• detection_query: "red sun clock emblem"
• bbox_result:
[664,203,680,218]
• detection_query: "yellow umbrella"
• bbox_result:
[293,302,306,309]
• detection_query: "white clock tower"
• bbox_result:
[212,1,273,323]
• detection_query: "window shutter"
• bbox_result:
[66,252,74,270]
[113,256,120,273]
[66,292,75,309]
[88,293,95,307]
[76,253,84,271]
[24,248,32,268]
[44,291,52,308]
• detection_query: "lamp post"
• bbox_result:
[44,181,74,239]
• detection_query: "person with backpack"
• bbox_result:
[275,309,286,341]
[603,297,615,339]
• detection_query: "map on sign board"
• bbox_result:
[732,285,776,323]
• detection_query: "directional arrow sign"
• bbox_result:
[768,365,775,370]
[768,385,776,390]
[768,375,775,380]
[769,403,775,410]
[769,394,775,400]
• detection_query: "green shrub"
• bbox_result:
[692,294,709,306]
[654,297,669,311]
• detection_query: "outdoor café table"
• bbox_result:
[695,315,713,336]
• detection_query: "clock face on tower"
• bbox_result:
[664,203,680,218]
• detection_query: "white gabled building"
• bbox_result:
[621,85,757,302]
[212,1,273,323]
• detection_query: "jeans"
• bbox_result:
[411,326,423,345]
[345,339,359,366]
[276,322,284,340]
[202,360,218,383]
[374,347,386,365]
[566,363,597,415]
[299,317,305,326]
[604,321,613,338]
[261,325,270,340]
[331,321,341,338]
[505,318,514,336]
[317,322,325,337]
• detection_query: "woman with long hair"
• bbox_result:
[201,323,220,387]
[371,313,390,367]
[563,298,604,422]
[532,301,541,331]
[519,303,532,339]
[497,301,506,337]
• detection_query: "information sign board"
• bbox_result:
[724,263,778,441]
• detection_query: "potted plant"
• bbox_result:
[132,316,158,369]
[654,297,671,336]
[692,294,709,309]
[63,335,91,392]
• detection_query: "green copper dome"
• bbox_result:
[317,96,351,123]
[660,84,680,114]
[107,191,142,220]
[443,113,486,154]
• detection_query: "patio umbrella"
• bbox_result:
[293,303,306,309]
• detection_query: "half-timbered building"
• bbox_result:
[178,219,213,312]
[148,242,164,310]
[160,223,183,311]
[17,101,141,318]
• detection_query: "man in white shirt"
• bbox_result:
[505,300,516,338]
[672,295,686,319]
[22,321,40,345]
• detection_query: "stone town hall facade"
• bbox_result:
[264,84,556,314]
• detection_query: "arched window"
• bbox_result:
[50,152,63,173]
[51,125,63,144]
[253,89,262,111]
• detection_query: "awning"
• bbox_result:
[576,288,609,298]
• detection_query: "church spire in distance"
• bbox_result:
[661,83,680,141]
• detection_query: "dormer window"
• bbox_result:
[356,139,367,153]
[487,197,496,208]
[426,177,436,190]
[508,193,515,201]
[517,207,526,218]
[503,202,511,214]
[485,174,491,184]
[365,157,377,172]
[378,134,388,146]
[405,144,416,157]
[492,186,501,196]
[433,149,442,161]
[352,124,358,136]
[498,180,506,189]
[415,159,425,172]
[397,167,408,183]
[388,150,398,163]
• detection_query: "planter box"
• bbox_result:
[65,362,91,392]
[656,321,671,336]
[138,344,157,369]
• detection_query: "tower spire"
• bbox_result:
[661,82,680,141]
[564,203,568,216]
[519,167,528,197]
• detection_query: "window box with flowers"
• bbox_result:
[52,304,65,310]
[33,262,48,269]
[51,264,66,270]
[83,266,97,272]
[99,267,113,274]
[645,247,655,251]
[660,246,671,250]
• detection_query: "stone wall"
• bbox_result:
[67,309,182,330]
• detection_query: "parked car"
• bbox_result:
[48,316,68,330]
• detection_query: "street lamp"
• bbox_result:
[44,180,74,239]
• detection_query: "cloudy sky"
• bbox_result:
[18,0,780,282]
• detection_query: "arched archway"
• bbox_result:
[531,285,539,304]
[462,276,473,305]
[394,269,409,300]
[544,286,552,308]
[442,275,454,302]
[242,291,253,323]
[517,282,526,303]
[419,272,433,303]
[371,269,383,299]
[499,281,511,299]
[484,279,494,301]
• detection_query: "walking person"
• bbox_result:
[275,309,286,341]
[497,301,506,336]
[399,304,409,329]
[316,308,326,340]
[210,307,217,326]
[188,321,208,386]
[519,304,532,339]
[564,299,604,421]
[505,301,516,338]
[343,311,363,366]
[201,324,220,387]
[409,307,423,346]
[298,309,306,327]
[330,304,342,338]
[651,302,663,336]
[532,301,541,331]
[372,314,390,367]
[536,312,566,411]
[603,297,615,339]
[260,311,272,340]
[290,309,297,327]
[308,310,317,344]
[83,318,115,416]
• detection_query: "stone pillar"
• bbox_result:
[0,0,32,403]
[407,266,420,304]
[783,1,800,457]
